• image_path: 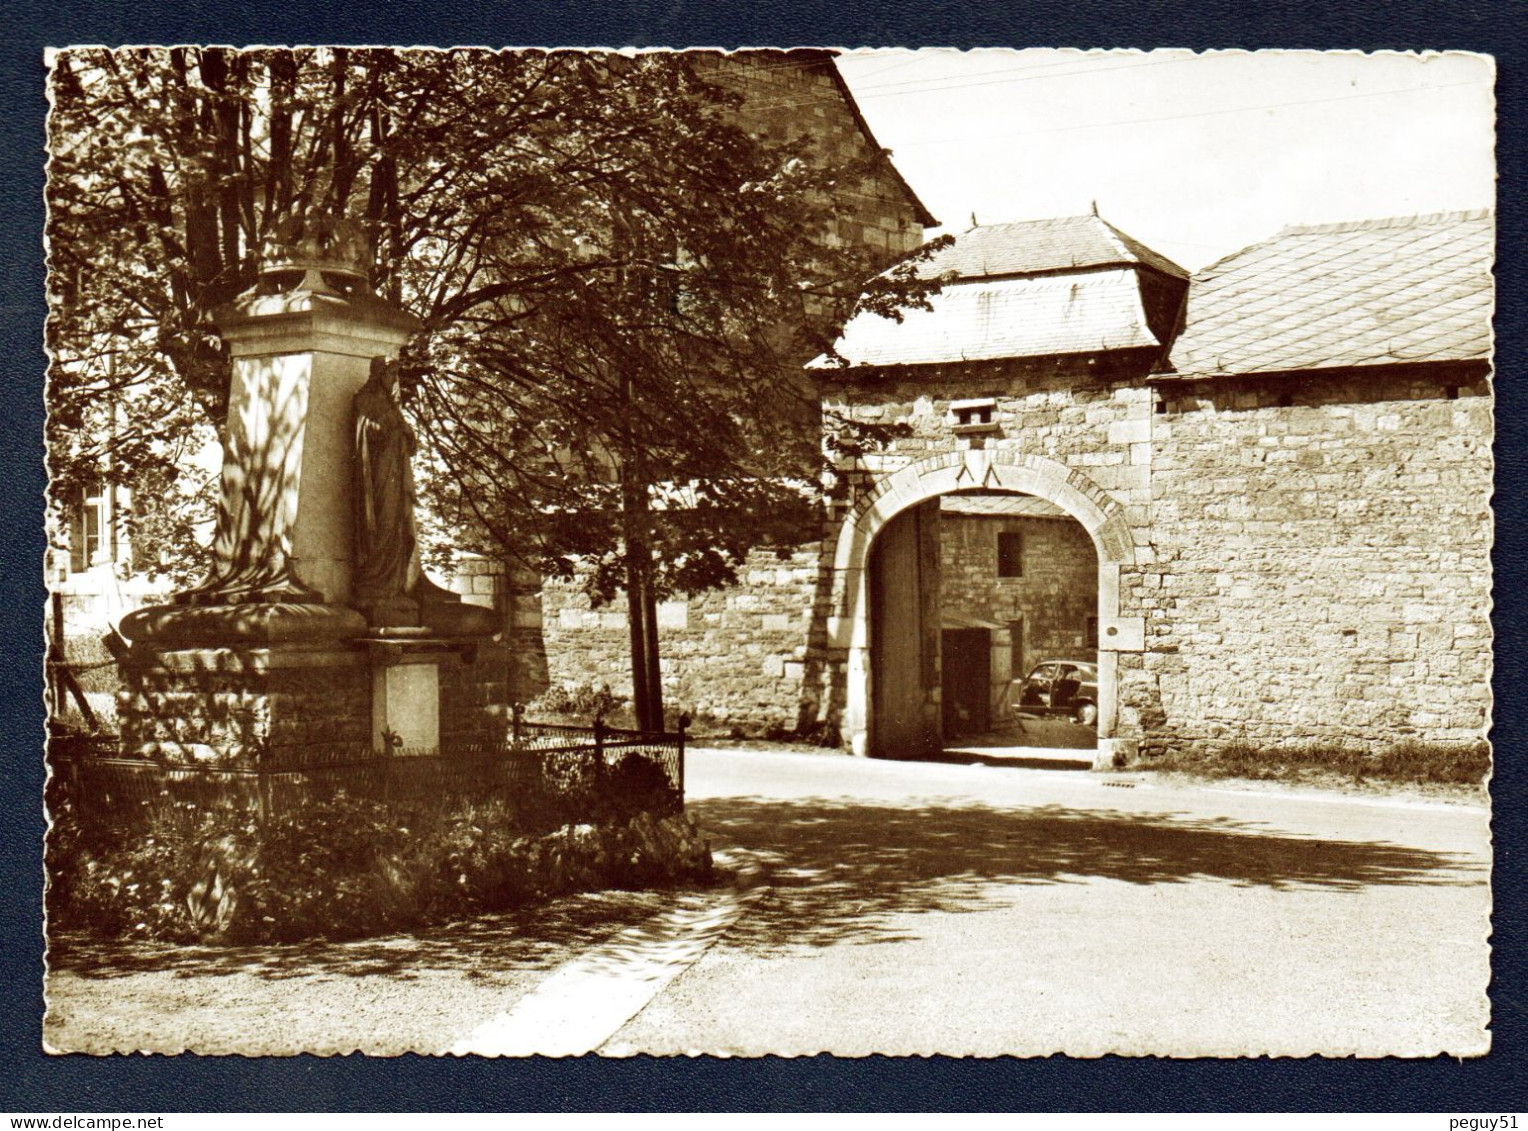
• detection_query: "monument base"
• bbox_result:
[116,632,513,767]
[361,637,512,754]
[118,601,368,649]
[117,642,372,764]
[114,600,510,765]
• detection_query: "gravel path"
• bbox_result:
[44,745,1490,1058]
[609,747,1491,1057]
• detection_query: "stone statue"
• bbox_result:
[352,357,494,637]
[352,356,419,613]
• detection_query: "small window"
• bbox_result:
[70,481,113,573]
[997,531,1023,577]
[1086,616,1099,650]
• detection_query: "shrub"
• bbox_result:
[528,681,624,721]
[48,744,704,946]
[48,789,712,945]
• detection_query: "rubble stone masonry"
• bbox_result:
[696,51,930,260]
[541,543,827,735]
[939,512,1098,679]
[1143,364,1492,754]
[819,354,1491,755]
[532,356,1491,757]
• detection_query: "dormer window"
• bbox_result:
[951,397,999,435]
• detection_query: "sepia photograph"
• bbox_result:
[39,46,1495,1058]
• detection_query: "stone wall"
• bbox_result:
[534,355,1492,759]
[448,555,549,705]
[823,352,1158,508]
[939,511,1098,679]
[1142,365,1492,754]
[117,640,513,762]
[541,543,825,736]
[437,641,514,747]
[696,51,929,261]
[117,648,372,763]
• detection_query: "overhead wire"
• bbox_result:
[743,52,1215,114]
[888,78,1491,147]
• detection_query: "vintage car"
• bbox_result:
[1012,660,1099,727]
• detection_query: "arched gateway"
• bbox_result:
[828,449,1141,769]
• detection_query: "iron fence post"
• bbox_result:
[677,712,690,793]
[511,701,524,748]
[257,768,271,825]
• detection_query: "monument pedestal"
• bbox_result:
[117,634,512,764]
[118,646,370,764]
[112,215,510,768]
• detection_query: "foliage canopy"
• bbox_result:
[47,47,942,602]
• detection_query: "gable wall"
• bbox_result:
[697,52,928,261]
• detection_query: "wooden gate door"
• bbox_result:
[869,501,942,758]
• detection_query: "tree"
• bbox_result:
[46,47,946,728]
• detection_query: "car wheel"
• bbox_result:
[1074,702,1098,727]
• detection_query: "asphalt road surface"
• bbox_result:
[604,747,1491,1058]
[46,746,1490,1057]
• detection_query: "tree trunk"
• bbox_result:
[624,549,649,730]
[642,566,662,729]
[622,505,664,733]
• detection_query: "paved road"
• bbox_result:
[605,748,1491,1058]
[46,747,1490,1057]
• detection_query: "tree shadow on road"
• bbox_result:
[48,887,696,982]
[693,796,1482,952]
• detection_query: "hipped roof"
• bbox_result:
[912,213,1187,282]
[813,213,1182,370]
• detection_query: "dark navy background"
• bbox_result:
[2,1,1521,1112]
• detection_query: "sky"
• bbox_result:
[834,49,1496,271]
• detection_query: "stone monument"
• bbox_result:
[116,213,507,762]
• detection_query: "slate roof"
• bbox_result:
[913,214,1188,282]
[1165,210,1495,379]
[816,267,1162,369]
[940,494,1068,518]
[813,214,1183,370]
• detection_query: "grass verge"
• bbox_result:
[1128,739,1490,796]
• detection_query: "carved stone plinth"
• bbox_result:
[361,636,509,754]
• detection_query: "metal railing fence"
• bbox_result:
[49,711,687,832]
